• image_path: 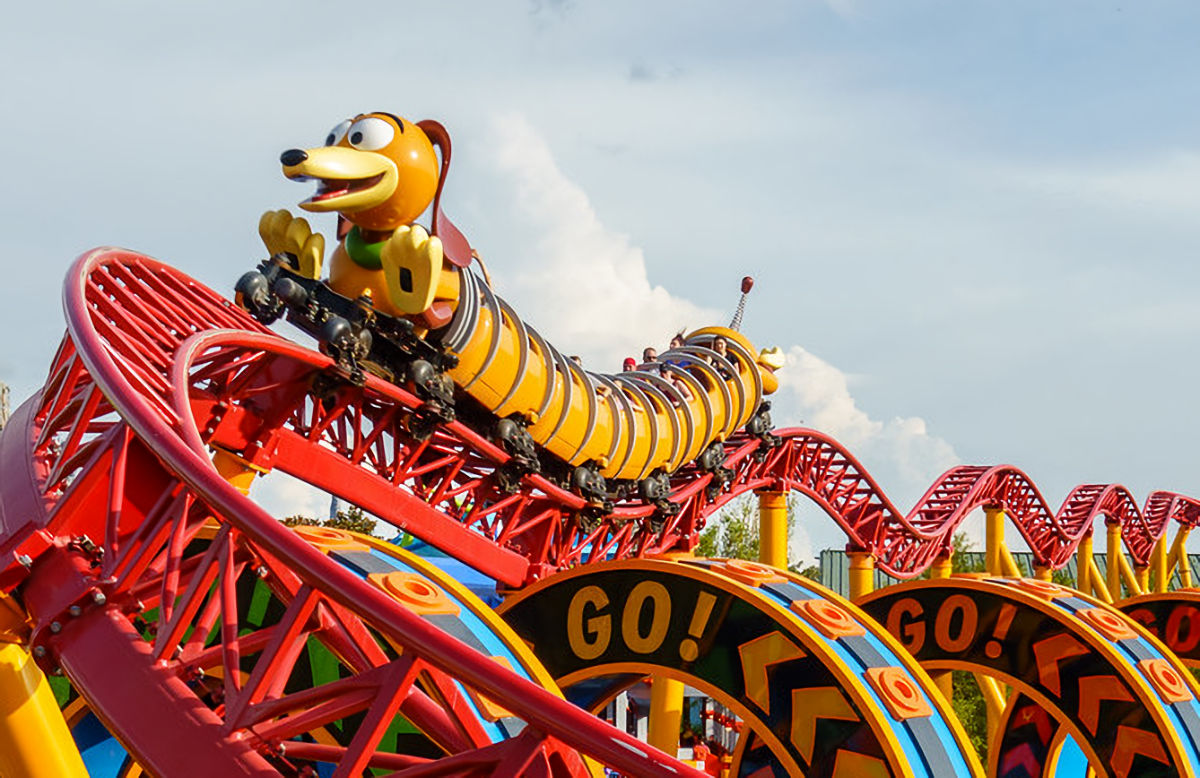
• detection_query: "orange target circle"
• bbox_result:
[369,572,459,615]
[719,559,786,586]
[290,525,366,552]
[1139,658,1194,703]
[792,599,865,639]
[1009,579,1066,599]
[1076,608,1138,642]
[866,666,932,720]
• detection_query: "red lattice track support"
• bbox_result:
[3,250,1194,590]
[734,438,1199,576]
[0,248,1195,774]
[0,249,708,777]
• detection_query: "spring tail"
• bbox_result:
[729,276,754,331]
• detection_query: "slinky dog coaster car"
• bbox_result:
[236,112,785,509]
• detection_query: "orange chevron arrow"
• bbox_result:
[1111,725,1168,778]
[1032,633,1089,696]
[790,687,860,763]
[831,750,891,777]
[1077,674,1134,736]
[738,631,805,715]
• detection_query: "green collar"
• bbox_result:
[345,226,384,270]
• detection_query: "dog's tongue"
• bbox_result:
[311,180,349,202]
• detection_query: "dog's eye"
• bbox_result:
[325,119,351,146]
[347,117,394,151]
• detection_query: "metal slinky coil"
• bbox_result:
[441,271,771,481]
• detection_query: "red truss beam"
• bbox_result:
[5,249,1195,590]
[0,249,707,778]
[0,246,1194,775]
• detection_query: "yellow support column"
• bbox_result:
[985,507,1005,576]
[1136,565,1149,592]
[847,549,875,600]
[1171,527,1193,589]
[757,490,788,570]
[1077,533,1093,595]
[930,552,953,581]
[1125,559,1147,597]
[647,676,684,759]
[649,538,689,759]
[1000,544,1024,578]
[1106,522,1123,600]
[1033,565,1052,581]
[977,673,1007,751]
[0,595,88,778]
[929,550,954,701]
[1153,537,1169,593]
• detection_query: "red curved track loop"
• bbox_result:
[0,249,709,778]
[741,445,1197,576]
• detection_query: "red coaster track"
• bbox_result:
[1,247,1196,773]
[6,250,1196,586]
[0,249,708,777]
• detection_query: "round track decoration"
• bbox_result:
[499,557,982,778]
[857,577,1200,778]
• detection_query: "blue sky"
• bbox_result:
[3,1,1198,562]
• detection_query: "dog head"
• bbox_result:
[281,112,439,232]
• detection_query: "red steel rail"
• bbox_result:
[0,248,707,777]
[0,248,1196,774]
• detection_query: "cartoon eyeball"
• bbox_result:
[325,119,352,147]
[347,117,395,151]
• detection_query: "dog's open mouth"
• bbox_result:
[306,173,386,204]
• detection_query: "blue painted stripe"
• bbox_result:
[321,546,544,743]
[1050,732,1088,778]
[753,579,977,778]
[73,712,129,777]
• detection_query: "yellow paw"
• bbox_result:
[381,224,443,315]
[757,346,785,371]
[258,209,324,279]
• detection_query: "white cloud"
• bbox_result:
[770,345,961,511]
[487,114,721,368]
[789,513,816,568]
[251,471,333,523]
[487,114,964,553]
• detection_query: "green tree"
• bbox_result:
[792,563,821,582]
[696,496,759,560]
[696,494,820,575]
[936,532,988,764]
[282,504,377,536]
[952,671,988,763]
[950,531,985,573]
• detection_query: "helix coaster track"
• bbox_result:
[0,248,1197,776]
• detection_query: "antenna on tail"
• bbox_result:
[729,276,754,331]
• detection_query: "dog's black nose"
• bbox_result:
[280,149,308,167]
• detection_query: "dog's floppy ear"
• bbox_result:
[417,120,473,268]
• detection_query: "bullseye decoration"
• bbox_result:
[858,577,1200,778]
[500,557,982,777]
[5,217,1200,775]
[366,570,461,616]
[288,524,368,553]
[1139,659,1193,704]
[792,599,866,639]
[864,666,933,720]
